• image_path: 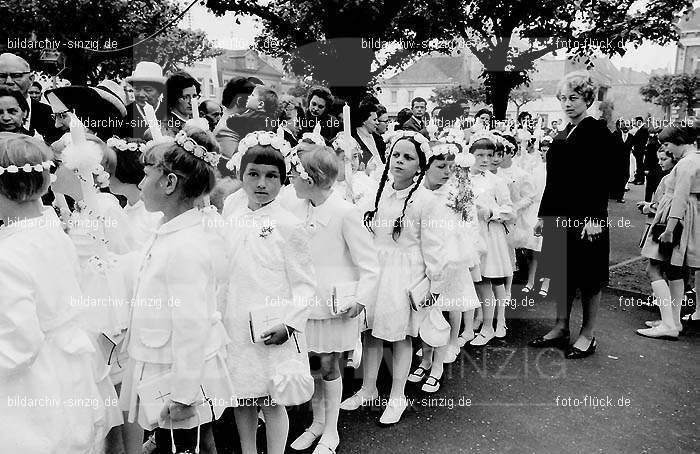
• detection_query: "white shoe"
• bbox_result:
[636,325,679,341]
[290,428,322,451]
[456,330,474,347]
[442,345,460,364]
[495,324,507,338]
[340,389,378,411]
[645,319,682,332]
[379,397,408,425]
[469,331,495,346]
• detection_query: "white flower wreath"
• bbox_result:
[389,130,434,160]
[141,132,221,167]
[227,131,292,172]
[106,137,142,153]
[467,129,499,149]
[0,160,53,176]
[300,132,326,146]
[288,151,311,181]
[453,152,476,168]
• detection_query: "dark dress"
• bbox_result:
[609,130,633,200]
[538,116,611,294]
[352,129,386,167]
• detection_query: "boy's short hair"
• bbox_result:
[299,146,338,189]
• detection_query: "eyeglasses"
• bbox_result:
[50,109,71,121]
[557,95,581,103]
[0,72,31,81]
[179,94,200,102]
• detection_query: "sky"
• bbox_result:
[186,3,685,74]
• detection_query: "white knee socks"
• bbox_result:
[651,280,675,330]
[319,377,342,449]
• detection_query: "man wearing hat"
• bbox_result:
[0,52,61,143]
[120,61,167,139]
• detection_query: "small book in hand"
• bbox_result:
[249,306,285,344]
[407,276,431,311]
[331,281,359,316]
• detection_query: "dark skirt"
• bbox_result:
[540,216,610,293]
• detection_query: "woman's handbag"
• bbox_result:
[268,327,314,406]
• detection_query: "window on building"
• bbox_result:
[391,90,397,104]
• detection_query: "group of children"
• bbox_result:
[0,117,551,454]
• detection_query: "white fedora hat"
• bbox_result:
[125,61,165,87]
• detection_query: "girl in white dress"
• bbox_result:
[222,131,316,454]
[119,127,233,454]
[283,146,380,454]
[340,131,446,425]
[467,131,514,347]
[0,133,108,453]
[494,135,537,337]
[408,140,481,393]
[107,137,162,248]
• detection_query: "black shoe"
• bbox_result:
[528,331,570,348]
[565,337,597,359]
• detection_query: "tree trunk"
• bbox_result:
[488,71,511,120]
[328,85,372,112]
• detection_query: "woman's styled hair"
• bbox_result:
[165,71,201,113]
[0,86,29,114]
[238,145,287,183]
[307,86,334,108]
[113,139,146,185]
[0,132,53,202]
[298,146,338,189]
[658,124,697,146]
[556,71,597,107]
[376,104,387,117]
[141,126,217,199]
[353,102,378,128]
[364,136,428,240]
[475,108,492,119]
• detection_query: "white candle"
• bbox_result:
[313,120,322,136]
[143,103,163,141]
[191,96,199,119]
[343,103,351,137]
[67,114,98,211]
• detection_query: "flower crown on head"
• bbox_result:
[106,137,141,153]
[226,130,292,172]
[61,139,111,188]
[390,130,433,160]
[288,151,311,181]
[142,131,221,167]
[300,132,326,146]
[331,132,360,152]
[468,129,498,149]
[491,131,515,151]
[453,152,476,169]
[0,160,54,176]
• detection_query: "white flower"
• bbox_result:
[106,138,118,147]
[258,133,271,146]
[7,165,18,173]
[193,147,204,158]
[21,164,32,172]
[32,164,43,171]
[183,140,195,152]
[127,142,138,151]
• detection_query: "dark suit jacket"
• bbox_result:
[29,100,61,143]
[539,116,612,223]
[633,126,649,157]
[352,129,386,166]
[401,116,429,137]
[119,102,167,139]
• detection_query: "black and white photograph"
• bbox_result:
[0,0,698,453]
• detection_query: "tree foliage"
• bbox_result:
[508,85,541,116]
[430,84,488,107]
[640,74,700,118]
[205,0,457,107]
[0,0,222,84]
[440,0,694,118]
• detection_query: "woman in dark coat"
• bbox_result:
[529,71,612,359]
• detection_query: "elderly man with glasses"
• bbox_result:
[0,53,61,142]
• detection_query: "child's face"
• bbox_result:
[658,150,674,172]
[491,151,504,168]
[425,157,454,189]
[470,148,493,173]
[138,162,169,212]
[241,163,282,208]
[389,140,421,184]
